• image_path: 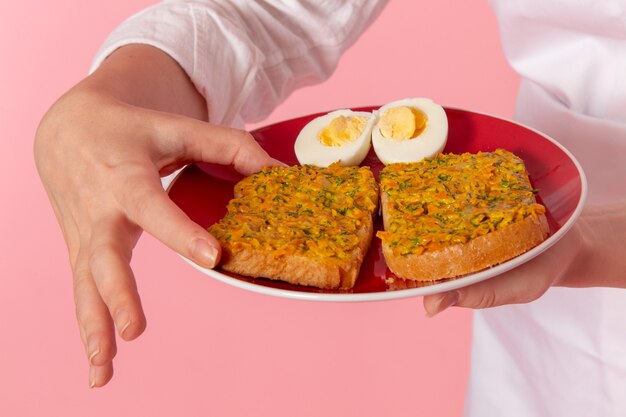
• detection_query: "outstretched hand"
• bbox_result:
[34,45,282,388]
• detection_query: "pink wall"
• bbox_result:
[0,1,519,416]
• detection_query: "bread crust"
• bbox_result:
[378,150,550,281]
[381,212,549,281]
[209,164,379,290]
[220,215,374,289]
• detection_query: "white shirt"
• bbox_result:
[91,1,389,128]
[469,2,626,416]
[92,1,626,415]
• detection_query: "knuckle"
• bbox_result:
[473,290,499,309]
[87,242,117,272]
[232,133,270,173]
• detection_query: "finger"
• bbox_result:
[423,261,552,316]
[72,246,117,369]
[156,114,285,175]
[119,172,221,268]
[88,215,147,341]
[89,363,114,389]
[423,290,460,318]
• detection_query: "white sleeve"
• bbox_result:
[489,0,626,204]
[90,0,389,127]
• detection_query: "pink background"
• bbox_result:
[1,1,519,416]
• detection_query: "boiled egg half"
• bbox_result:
[294,109,376,167]
[372,98,448,164]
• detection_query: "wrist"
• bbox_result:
[552,219,594,287]
[84,44,207,120]
[554,201,626,288]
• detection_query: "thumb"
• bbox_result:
[157,113,285,175]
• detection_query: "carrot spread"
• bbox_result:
[209,163,378,263]
[377,149,546,256]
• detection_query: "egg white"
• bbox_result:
[294,109,376,167]
[372,98,448,165]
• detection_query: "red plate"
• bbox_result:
[168,107,586,301]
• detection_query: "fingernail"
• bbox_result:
[115,310,131,339]
[87,337,100,366]
[192,239,218,268]
[427,290,460,318]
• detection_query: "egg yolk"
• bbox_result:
[319,115,368,147]
[378,106,428,141]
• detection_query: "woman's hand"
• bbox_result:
[423,201,626,316]
[34,45,282,388]
[421,227,582,316]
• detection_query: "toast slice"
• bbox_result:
[377,149,549,281]
[208,163,379,289]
